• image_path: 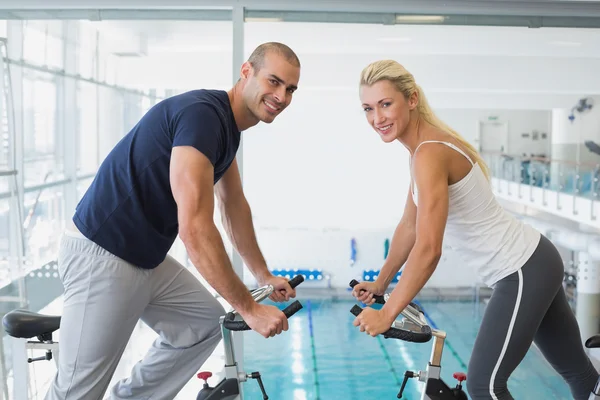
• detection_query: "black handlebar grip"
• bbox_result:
[349,279,386,305]
[222,320,248,331]
[223,300,304,332]
[288,275,305,289]
[349,305,432,343]
[282,300,303,318]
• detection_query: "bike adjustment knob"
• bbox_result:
[453,372,467,383]
[197,371,213,383]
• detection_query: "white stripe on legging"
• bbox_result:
[489,268,523,400]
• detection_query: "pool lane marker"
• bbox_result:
[412,300,468,370]
[306,300,321,400]
[376,335,405,394]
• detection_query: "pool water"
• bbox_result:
[242,298,574,399]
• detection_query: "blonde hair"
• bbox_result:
[359,60,491,180]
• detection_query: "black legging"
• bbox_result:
[467,234,599,399]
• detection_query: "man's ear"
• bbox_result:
[240,61,253,80]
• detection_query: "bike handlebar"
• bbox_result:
[349,304,432,343]
[349,279,387,305]
[223,275,305,331]
[349,279,424,313]
[348,279,433,343]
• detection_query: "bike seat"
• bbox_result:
[586,335,600,349]
[2,309,61,339]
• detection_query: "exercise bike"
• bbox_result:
[349,280,468,400]
[195,274,305,400]
[1,275,305,400]
[585,335,600,400]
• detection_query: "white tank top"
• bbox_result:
[411,141,541,287]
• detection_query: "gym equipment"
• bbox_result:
[2,307,61,400]
[196,275,305,400]
[585,335,600,399]
[2,309,61,363]
[2,275,305,400]
[585,140,600,157]
[349,279,468,400]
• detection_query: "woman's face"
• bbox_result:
[360,80,416,143]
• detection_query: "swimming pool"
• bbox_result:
[242,298,573,399]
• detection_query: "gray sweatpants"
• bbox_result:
[468,234,599,399]
[45,233,225,400]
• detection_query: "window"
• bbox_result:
[23,185,66,264]
[0,20,7,38]
[22,25,46,65]
[77,81,99,174]
[78,25,96,78]
[22,21,64,69]
[22,71,63,186]
[0,197,12,285]
[46,35,64,70]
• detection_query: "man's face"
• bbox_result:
[242,52,300,124]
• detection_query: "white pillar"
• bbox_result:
[6,20,29,400]
[231,6,245,396]
[551,99,600,193]
[63,21,79,217]
[576,252,600,345]
[551,108,578,191]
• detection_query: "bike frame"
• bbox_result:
[220,284,274,400]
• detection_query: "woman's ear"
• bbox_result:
[408,91,419,110]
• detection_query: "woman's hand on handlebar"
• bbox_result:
[259,274,297,302]
[351,281,385,306]
[241,303,289,338]
[353,307,394,337]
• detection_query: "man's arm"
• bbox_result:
[380,146,449,322]
[375,185,417,290]
[214,157,271,284]
[170,146,256,315]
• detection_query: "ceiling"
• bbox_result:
[89,20,600,58]
[3,0,600,18]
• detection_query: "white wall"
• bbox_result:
[116,52,597,110]
[242,91,407,231]
[240,90,480,289]
[227,56,591,290]
[436,109,551,157]
[552,96,600,165]
[111,22,600,290]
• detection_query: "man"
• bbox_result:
[45,42,302,400]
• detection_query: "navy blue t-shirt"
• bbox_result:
[73,89,241,269]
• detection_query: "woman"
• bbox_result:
[351,59,598,400]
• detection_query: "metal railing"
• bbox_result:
[482,152,600,220]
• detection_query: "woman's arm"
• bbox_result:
[353,184,418,305]
[380,144,450,323]
[376,186,417,289]
[353,143,452,338]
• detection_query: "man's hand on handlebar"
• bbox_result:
[241,303,289,338]
[351,281,385,306]
[259,275,297,303]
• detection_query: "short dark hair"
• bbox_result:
[247,42,301,73]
